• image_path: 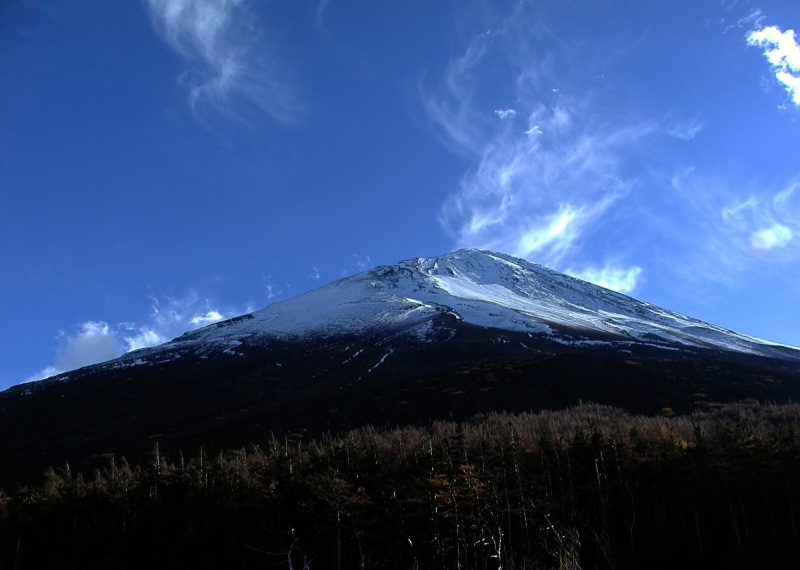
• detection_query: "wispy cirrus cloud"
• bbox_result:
[661,169,800,288]
[339,254,373,277]
[423,2,800,298]
[666,119,704,141]
[263,276,283,300]
[747,24,800,106]
[431,88,657,269]
[494,108,517,120]
[722,183,799,255]
[25,292,235,383]
[422,6,669,283]
[315,0,331,30]
[354,254,373,272]
[145,0,302,124]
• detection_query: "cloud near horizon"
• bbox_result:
[25,293,234,383]
[55,322,121,373]
[145,0,302,124]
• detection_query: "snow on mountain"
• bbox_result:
[159,249,797,361]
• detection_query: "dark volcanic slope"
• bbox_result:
[2,319,799,489]
[2,249,799,488]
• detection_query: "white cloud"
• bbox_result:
[419,1,729,279]
[340,254,373,277]
[25,322,122,382]
[425,2,777,294]
[353,254,372,272]
[141,292,230,341]
[264,277,282,300]
[310,266,320,279]
[189,309,224,326]
[55,321,121,372]
[568,264,644,295]
[24,366,60,384]
[145,0,302,124]
[747,25,800,105]
[25,293,236,383]
[123,328,167,352]
[515,202,616,263]
[751,224,792,250]
[422,31,494,156]
[494,108,517,119]
[667,120,704,140]
[664,171,800,286]
[428,34,659,269]
[722,184,799,254]
[723,8,764,35]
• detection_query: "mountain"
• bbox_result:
[2,249,799,488]
[141,248,798,359]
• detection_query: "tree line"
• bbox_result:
[2,400,800,569]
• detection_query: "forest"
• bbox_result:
[2,400,800,569]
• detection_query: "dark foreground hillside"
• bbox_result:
[3,401,800,569]
[4,329,800,491]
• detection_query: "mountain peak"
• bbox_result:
[158,249,797,362]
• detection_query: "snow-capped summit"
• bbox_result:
[168,249,797,361]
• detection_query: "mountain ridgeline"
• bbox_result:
[2,249,800,488]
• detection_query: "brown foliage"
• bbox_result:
[3,401,800,568]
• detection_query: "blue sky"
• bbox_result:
[2,0,799,390]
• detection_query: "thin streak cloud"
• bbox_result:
[145,0,303,124]
[667,119,704,141]
[315,0,331,30]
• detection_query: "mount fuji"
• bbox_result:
[2,249,799,487]
[141,248,798,360]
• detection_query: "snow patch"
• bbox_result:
[358,349,394,381]
[222,339,244,356]
[342,348,365,365]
